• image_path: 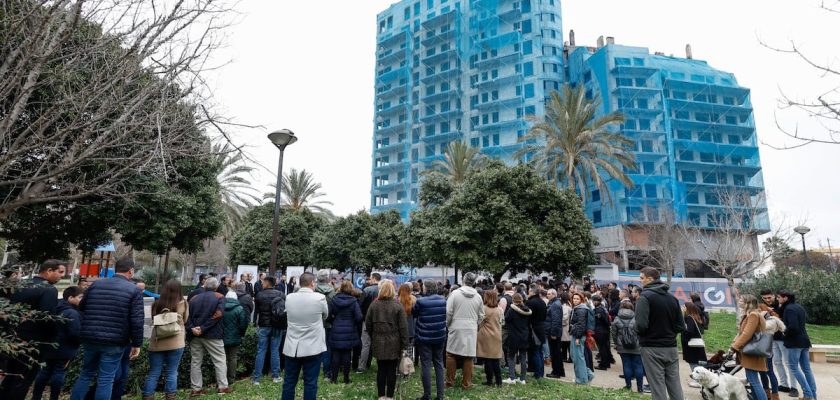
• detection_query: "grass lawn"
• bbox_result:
[129,366,645,400]
[696,312,840,353]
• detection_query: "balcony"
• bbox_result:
[478,31,521,50]
[376,102,409,119]
[421,29,456,48]
[421,68,460,85]
[372,181,408,192]
[373,141,407,154]
[619,106,663,117]
[667,98,753,116]
[420,154,446,164]
[672,139,759,158]
[376,66,409,85]
[422,48,457,65]
[476,119,524,132]
[612,85,661,97]
[419,109,462,123]
[422,88,461,103]
[421,9,457,30]
[375,121,408,136]
[664,78,750,100]
[376,82,407,99]
[683,181,764,194]
[373,160,409,173]
[670,118,756,135]
[475,96,522,112]
[475,73,522,89]
[377,30,409,48]
[480,142,525,156]
[497,7,522,23]
[377,48,408,65]
[421,130,462,144]
[674,159,761,175]
[475,52,521,69]
[611,65,659,77]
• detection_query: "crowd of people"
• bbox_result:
[0,260,821,400]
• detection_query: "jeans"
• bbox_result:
[745,369,768,400]
[640,347,683,400]
[376,359,398,398]
[547,337,565,376]
[329,349,352,383]
[321,327,331,375]
[570,339,593,384]
[786,347,817,399]
[507,349,527,381]
[282,353,322,400]
[142,348,185,396]
[620,353,644,391]
[760,356,779,393]
[70,343,125,400]
[529,345,545,378]
[111,346,131,400]
[773,340,795,389]
[417,342,445,400]
[253,327,282,381]
[31,359,69,400]
[481,358,502,385]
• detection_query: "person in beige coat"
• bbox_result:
[445,273,485,390]
[731,295,769,400]
[477,290,504,387]
[143,279,189,400]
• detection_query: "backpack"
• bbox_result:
[153,308,182,339]
[586,306,595,333]
[617,321,638,350]
[270,294,287,329]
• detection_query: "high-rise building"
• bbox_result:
[371,0,564,219]
[370,1,768,276]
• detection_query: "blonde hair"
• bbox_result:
[741,294,760,314]
[378,279,395,300]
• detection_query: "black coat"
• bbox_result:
[681,315,707,363]
[48,299,81,360]
[186,290,225,340]
[187,286,205,302]
[781,301,812,349]
[79,275,144,347]
[504,303,533,350]
[328,293,363,350]
[254,288,284,328]
[569,305,589,339]
[594,304,611,335]
[9,276,58,344]
[547,299,565,338]
[634,281,685,348]
[526,295,547,345]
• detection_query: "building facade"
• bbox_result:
[370,1,768,275]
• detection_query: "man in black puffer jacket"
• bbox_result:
[252,276,284,384]
[635,267,685,400]
[69,258,144,400]
[0,259,64,400]
[525,284,547,379]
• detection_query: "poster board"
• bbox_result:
[285,266,305,289]
[235,265,259,284]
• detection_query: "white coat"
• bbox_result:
[283,287,328,358]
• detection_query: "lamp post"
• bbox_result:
[268,129,298,276]
[793,225,811,268]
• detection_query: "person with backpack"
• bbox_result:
[682,301,707,389]
[253,275,285,384]
[142,279,188,400]
[569,292,594,385]
[223,286,250,384]
[611,302,644,393]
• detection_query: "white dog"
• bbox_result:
[690,366,749,400]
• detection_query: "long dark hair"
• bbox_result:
[153,279,183,315]
[684,301,703,325]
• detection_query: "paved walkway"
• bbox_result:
[545,356,840,399]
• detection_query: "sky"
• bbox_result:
[205,0,840,250]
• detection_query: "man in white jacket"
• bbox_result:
[281,272,328,400]
[445,272,485,390]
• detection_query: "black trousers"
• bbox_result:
[0,357,41,400]
[548,337,565,376]
[560,340,571,363]
[329,349,352,383]
[376,359,398,398]
[481,358,502,385]
[595,332,613,368]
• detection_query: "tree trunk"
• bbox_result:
[154,253,163,293]
[161,249,171,290]
[453,264,458,285]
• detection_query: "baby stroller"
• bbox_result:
[698,351,756,400]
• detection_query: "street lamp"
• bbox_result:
[268,129,298,276]
[793,225,811,268]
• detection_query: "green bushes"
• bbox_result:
[739,268,840,325]
[64,328,259,394]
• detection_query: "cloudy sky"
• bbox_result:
[206,0,840,250]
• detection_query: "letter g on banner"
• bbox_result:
[704,287,726,306]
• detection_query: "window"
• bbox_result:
[642,161,655,174]
[638,119,651,131]
[523,61,533,77]
[725,116,738,125]
[524,83,535,99]
[733,174,746,186]
[702,172,717,184]
[688,213,701,226]
[405,7,411,20]
[427,0,433,8]
[728,135,741,145]
[470,137,479,147]
[677,130,692,140]
[634,78,646,87]
[521,20,532,33]
[414,2,420,16]
[591,189,601,202]
[681,171,696,182]
[636,99,648,109]
[633,58,644,66]
[705,192,720,205]
[644,184,657,198]
[440,121,449,133]
[686,192,699,204]
[593,210,602,224]
[699,152,715,163]
[522,40,532,55]
[679,151,694,161]
[640,140,654,152]
[616,78,632,87]
[615,57,631,66]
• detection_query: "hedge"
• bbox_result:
[64,327,259,394]
[739,268,840,325]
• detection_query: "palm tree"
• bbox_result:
[264,168,334,217]
[516,84,635,202]
[212,143,260,240]
[421,140,485,185]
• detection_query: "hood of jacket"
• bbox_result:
[316,283,335,296]
[224,297,241,311]
[510,303,532,316]
[57,299,75,314]
[643,281,670,295]
[617,308,635,320]
[332,293,358,309]
[458,286,478,298]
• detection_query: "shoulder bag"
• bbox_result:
[153,308,182,339]
[687,317,705,348]
[742,331,773,357]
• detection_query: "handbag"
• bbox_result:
[742,332,773,357]
[687,318,706,348]
[530,331,542,347]
[398,349,414,376]
[153,308,182,339]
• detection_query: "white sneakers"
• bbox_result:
[517,379,526,384]
[502,378,517,384]
[273,377,282,383]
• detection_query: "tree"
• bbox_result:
[633,207,690,284]
[774,250,834,272]
[228,204,325,272]
[213,143,260,241]
[763,235,796,263]
[421,140,485,185]
[0,0,234,220]
[264,168,334,217]
[516,85,635,202]
[310,210,407,277]
[411,161,597,281]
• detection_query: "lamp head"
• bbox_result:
[793,226,811,236]
[268,129,298,149]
